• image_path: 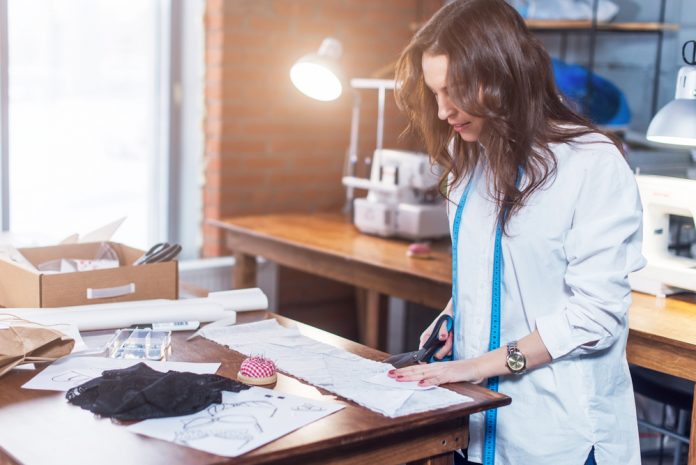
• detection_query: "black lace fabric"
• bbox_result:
[66,362,249,420]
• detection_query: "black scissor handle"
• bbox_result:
[418,314,454,363]
[133,243,182,266]
[152,244,182,263]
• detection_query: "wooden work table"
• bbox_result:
[0,312,508,465]
[210,213,451,308]
[209,213,451,348]
[212,212,696,464]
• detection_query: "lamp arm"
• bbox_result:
[343,89,362,215]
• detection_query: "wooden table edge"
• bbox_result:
[208,217,451,287]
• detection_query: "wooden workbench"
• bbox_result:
[209,213,451,349]
[212,212,696,464]
[0,312,509,465]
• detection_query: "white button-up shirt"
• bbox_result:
[448,132,645,464]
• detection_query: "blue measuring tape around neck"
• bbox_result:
[451,168,517,465]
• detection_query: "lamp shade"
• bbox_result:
[290,38,344,101]
[647,65,696,147]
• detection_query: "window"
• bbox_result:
[0,0,203,254]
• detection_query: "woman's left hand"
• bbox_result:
[387,359,484,387]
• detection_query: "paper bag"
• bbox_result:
[0,318,75,377]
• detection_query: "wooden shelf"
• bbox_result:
[525,19,679,32]
[410,19,679,33]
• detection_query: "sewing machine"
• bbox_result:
[629,174,696,295]
[341,149,449,240]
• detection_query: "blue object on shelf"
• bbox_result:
[509,0,529,18]
[551,58,631,127]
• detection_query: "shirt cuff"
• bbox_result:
[535,311,575,360]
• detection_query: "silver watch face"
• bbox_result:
[507,352,526,372]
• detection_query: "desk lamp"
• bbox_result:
[289,38,391,214]
[290,37,344,101]
[646,40,696,147]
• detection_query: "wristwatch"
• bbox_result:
[505,341,527,375]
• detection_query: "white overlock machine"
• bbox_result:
[341,78,449,240]
[342,148,448,240]
[629,174,696,295]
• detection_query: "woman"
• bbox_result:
[387,1,645,464]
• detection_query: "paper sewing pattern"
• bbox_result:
[22,357,221,391]
[50,369,97,384]
[128,387,344,457]
[201,320,473,417]
[363,372,437,391]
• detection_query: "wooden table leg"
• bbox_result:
[234,251,257,289]
[689,384,696,465]
[355,288,380,348]
[407,452,454,465]
[365,290,380,348]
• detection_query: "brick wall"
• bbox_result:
[203,0,442,257]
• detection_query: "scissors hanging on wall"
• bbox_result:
[133,243,182,266]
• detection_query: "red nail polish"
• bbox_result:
[388,370,395,374]
[397,375,403,379]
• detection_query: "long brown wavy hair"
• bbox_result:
[394,0,624,233]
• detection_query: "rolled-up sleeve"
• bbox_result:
[535,151,646,360]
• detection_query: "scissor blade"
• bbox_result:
[383,349,427,368]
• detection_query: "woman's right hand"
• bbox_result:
[419,307,453,360]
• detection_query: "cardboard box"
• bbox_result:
[0,242,178,308]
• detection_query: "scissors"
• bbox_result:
[133,242,182,266]
[383,314,453,368]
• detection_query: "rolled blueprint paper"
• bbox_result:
[0,288,268,331]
